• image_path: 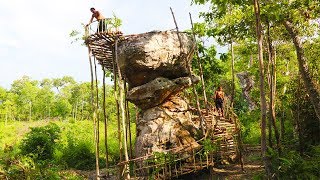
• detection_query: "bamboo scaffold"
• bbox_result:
[84,18,243,179]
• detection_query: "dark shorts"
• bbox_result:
[215,98,223,109]
[97,19,108,32]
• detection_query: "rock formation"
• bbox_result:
[118,30,201,157]
[118,30,195,88]
[237,71,256,111]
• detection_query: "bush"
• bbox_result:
[60,139,96,170]
[20,123,61,161]
[271,145,320,179]
[55,122,96,170]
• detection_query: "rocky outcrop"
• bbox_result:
[135,96,201,158]
[237,71,256,111]
[127,76,200,110]
[119,30,200,157]
[118,30,195,88]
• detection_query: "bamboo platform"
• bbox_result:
[85,31,125,73]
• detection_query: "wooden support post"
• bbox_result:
[189,13,208,110]
[170,7,205,135]
[114,38,130,179]
[193,149,196,171]
[93,57,101,180]
[112,46,122,163]
[124,80,133,158]
[174,155,178,177]
[87,47,100,180]
[124,81,129,157]
[102,66,109,177]
[234,114,244,171]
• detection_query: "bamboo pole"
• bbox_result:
[189,13,208,109]
[170,7,205,135]
[124,81,133,158]
[114,38,130,179]
[112,45,122,163]
[102,66,109,177]
[88,48,100,180]
[93,57,101,179]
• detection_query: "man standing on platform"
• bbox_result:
[86,7,110,33]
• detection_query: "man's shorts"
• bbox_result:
[215,98,223,109]
[97,19,108,32]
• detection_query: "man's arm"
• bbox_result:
[87,16,94,25]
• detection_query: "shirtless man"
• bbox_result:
[214,86,225,117]
[86,7,110,32]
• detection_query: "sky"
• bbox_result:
[0,0,209,89]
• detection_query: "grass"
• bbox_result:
[0,119,136,178]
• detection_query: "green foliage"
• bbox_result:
[56,121,96,170]
[20,123,61,161]
[269,146,320,179]
[202,138,219,154]
[239,110,261,145]
[59,139,95,170]
[108,12,122,29]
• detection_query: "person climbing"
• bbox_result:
[214,86,225,117]
[86,7,110,33]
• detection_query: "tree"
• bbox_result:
[10,76,39,121]
[253,0,272,177]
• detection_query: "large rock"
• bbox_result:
[237,71,256,111]
[118,30,195,88]
[126,76,200,110]
[135,96,201,158]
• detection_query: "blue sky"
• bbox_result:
[0,0,208,89]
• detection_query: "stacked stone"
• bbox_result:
[117,30,201,157]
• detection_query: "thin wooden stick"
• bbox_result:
[115,38,130,179]
[170,7,205,135]
[189,13,208,110]
[102,66,109,177]
[111,42,122,180]
[93,57,101,179]
[124,81,133,158]
[170,7,183,49]
[88,47,100,180]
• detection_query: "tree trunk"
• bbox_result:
[253,0,272,177]
[283,20,320,122]
[29,101,32,121]
[231,41,235,107]
[267,21,281,154]
[297,78,304,155]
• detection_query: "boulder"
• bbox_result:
[135,96,201,158]
[126,75,200,110]
[118,30,195,87]
[237,72,256,111]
